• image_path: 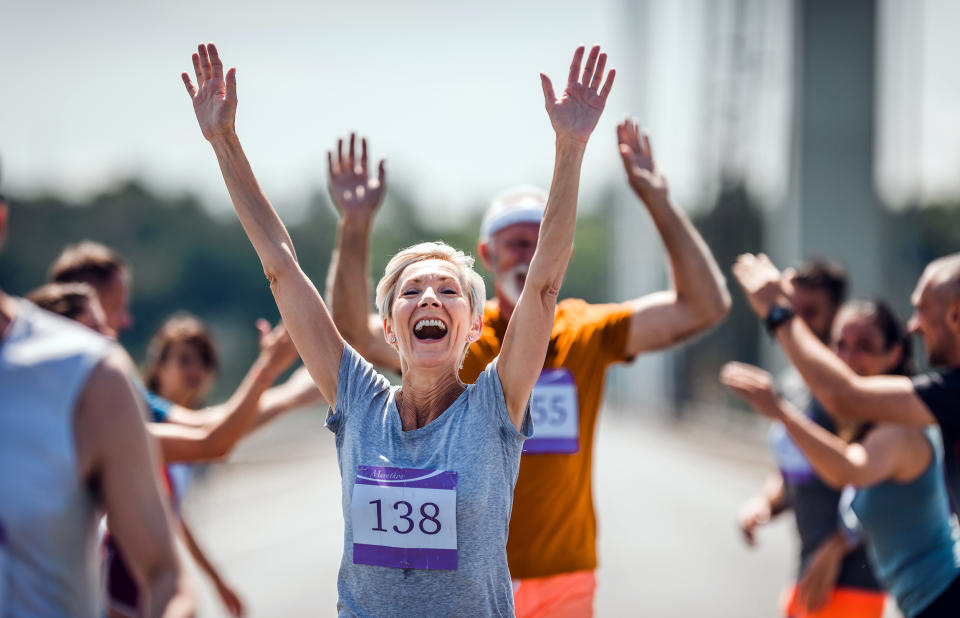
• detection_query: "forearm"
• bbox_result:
[643,193,730,322]
[762,472,789,516]
[776,318,865,417]
[209,133,298,277]
[774,400,860,488]
[201,356,280,457]
[166,405,223,428]
[327,216,376,342]
[254,367,324,428]
[526,137,585,289]
[179,522,223,585]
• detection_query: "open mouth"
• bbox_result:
[413,318,448,341]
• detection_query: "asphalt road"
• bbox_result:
[179,406,898,617]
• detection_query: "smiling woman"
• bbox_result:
[375,242,486,369]
[182,41,614,616]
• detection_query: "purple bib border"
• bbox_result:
[353,544,458,571]
[522,437,580,455]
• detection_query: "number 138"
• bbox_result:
[369,499,442,535]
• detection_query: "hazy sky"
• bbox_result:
[1,0,631,220]
[2,0,957,222]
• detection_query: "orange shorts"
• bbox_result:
[782,585,886,618]
[513,570,596,618]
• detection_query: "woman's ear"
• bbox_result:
[383,318,397,345]
[467,313,484,343]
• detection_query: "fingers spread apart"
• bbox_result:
[186,43,236,100]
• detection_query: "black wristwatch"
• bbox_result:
[764,304,795,335]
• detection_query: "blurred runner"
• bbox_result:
[27,283,299,617]
[0,196,193,617]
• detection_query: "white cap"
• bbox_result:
[479,186,548,241]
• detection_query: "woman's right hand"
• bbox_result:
[182,43,238,142]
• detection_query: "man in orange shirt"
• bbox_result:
[326,118,731,616]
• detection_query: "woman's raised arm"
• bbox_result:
[498,45,615,428]
[182,43,343,406]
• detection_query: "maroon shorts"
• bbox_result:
[102,534,139,617]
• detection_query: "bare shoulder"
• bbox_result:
[865,424,932,481]
[78,347,142,415]
[74,346,149,478]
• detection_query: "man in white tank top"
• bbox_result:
[0,196,194,617]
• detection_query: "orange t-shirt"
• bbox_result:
[459,298,634,578]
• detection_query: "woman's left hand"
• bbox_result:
[540,45,615,144]
[720,362,783,419]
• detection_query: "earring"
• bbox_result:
[390,336,397,343]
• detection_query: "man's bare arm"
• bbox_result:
[616,120,731,355]
[75,348,193,618]
[324,133,402,372]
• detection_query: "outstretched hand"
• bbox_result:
[255,319,299,377]
[617,118,668,203]
[541,45,615,144]
[732,253,789,318]
[737,495,771,547]
[182,43,237,142]
[327,133,385,221]
[720,361,782,419]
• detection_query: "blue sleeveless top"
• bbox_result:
[851,426,960,617]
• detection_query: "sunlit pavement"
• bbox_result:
[181,406,896,617]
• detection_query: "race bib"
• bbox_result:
[523,368,580,454]
[770,422,814,483]
[351,466,458,571]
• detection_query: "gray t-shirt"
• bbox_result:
[326,345,532,617]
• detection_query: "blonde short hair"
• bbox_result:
[375,242,486,323]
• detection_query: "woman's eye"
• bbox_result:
[442,289,457,295]
[402,289,418,296]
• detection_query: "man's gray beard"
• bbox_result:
[497,263,529,306]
